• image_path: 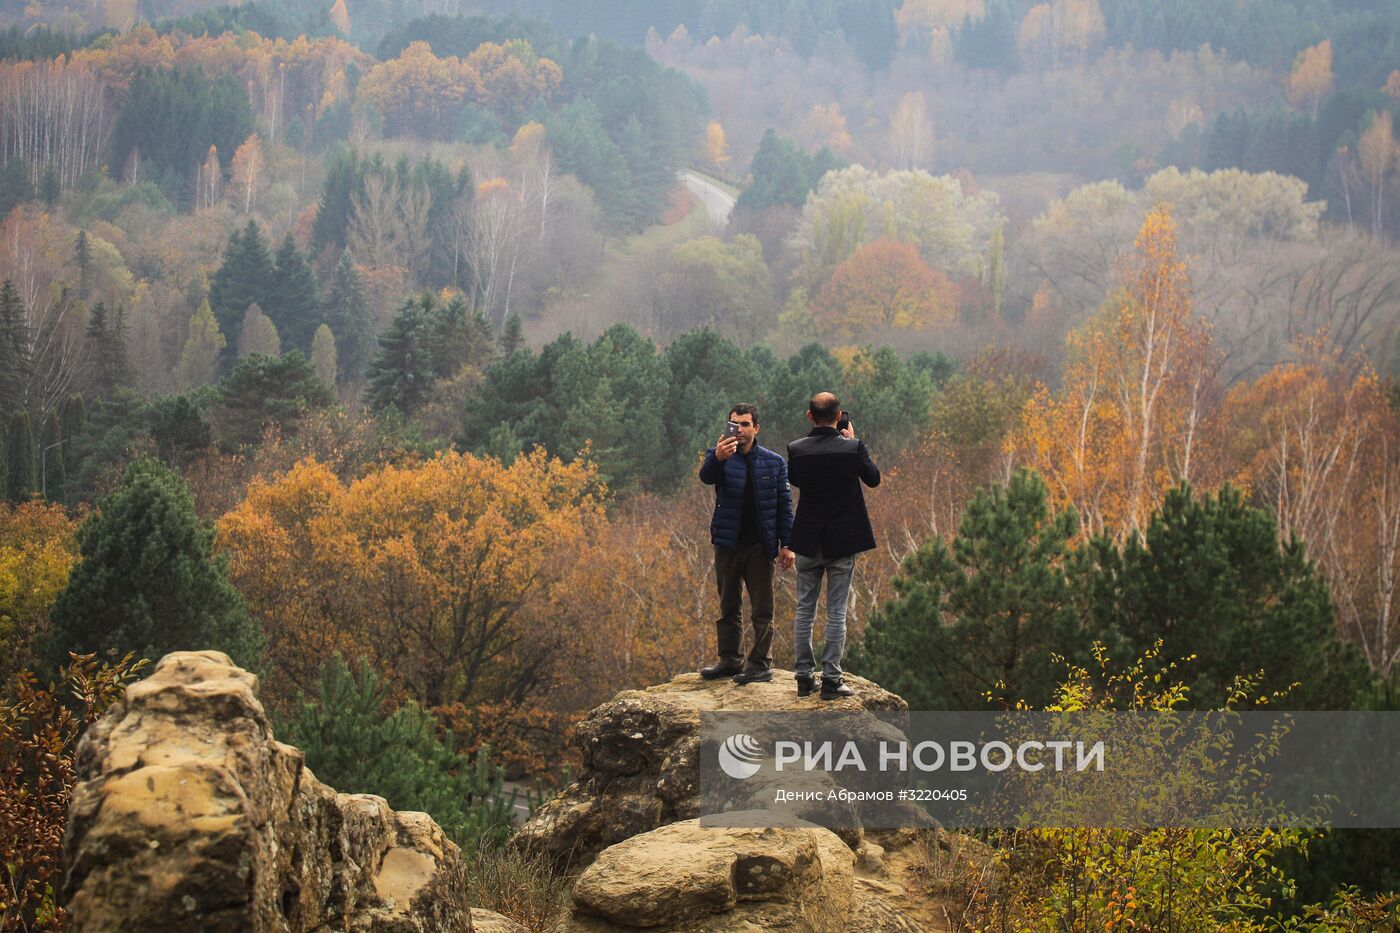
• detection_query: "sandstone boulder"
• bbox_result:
[555,816,853,932]
[62,650,473,933]
[513,670,919,869]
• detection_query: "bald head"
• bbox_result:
[808,392,841,426]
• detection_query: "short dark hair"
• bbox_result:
[808,392,840,425]
[729,403,759,426]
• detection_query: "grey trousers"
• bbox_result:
[793,551,856,682]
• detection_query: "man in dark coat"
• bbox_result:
[698,403,795,684]
[786,392,880,699]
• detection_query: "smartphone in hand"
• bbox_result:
[723,420,741,440]
[837,411,850,432]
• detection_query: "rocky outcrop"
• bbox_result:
[62,650,473,933]
[512,670,917,870]
[517,670,943,932]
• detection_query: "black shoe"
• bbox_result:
[700,661,743,680]
[732,668,774,685]
[820,678,854,700]
[796,674,814,698]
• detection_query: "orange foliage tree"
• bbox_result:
[1224,347,1400,678]
[811,237,955,340]
[1287,39,1335,117]
[356,40,560,139]
[1009,204,1220,541]
[216,449,604,710]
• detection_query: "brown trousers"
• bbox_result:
[714,541,775,671]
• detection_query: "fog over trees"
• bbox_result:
[3,0,1400,928]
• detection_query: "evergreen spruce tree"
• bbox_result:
[5,410,33,502]
[323,250,371,386]
[39,409,63,501]
[0,279,29,413]
[312,148,361,252]
[109,304,133,389]
[74,229,92,300]
[86,301,132,398]
[498,311,524,356]
[848,469,1092,709]
[208,221,274,354]
[365,297,433,414]
[44,457,260,669]
[267,234,321,353]
[85,301,109,395]
[428,295,493,380]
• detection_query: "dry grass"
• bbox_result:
[465,842,572,932]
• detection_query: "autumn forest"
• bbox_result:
[3,0,1400,929]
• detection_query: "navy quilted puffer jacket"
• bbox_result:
[698,443,794,559]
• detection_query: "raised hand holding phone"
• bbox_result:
[716,420,742,460]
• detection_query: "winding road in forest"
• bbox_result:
[679,169,737,230]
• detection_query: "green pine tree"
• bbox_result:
[848,469,1092,710]
[1085,482,1370,709]
[44,457,260,669]
[6,410,35,502]
[323,250,372,386]
[277,657,516,850]
[217,350,335,447]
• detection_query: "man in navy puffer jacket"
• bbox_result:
[697,403,795,684]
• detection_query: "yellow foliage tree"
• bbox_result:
[1287,39,1335,117]
[229,133,264,214]
[0,502,81,682]
[706,121,730,167]
[217,450,604,709]
[1009,204,1219,540]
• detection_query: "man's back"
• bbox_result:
[787,427,880,558]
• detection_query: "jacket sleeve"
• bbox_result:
[857,440,881,488]
[786,444,803,488]
[777,456,794,547]
[699,448,724,485]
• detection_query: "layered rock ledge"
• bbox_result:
[61,650,478,933]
